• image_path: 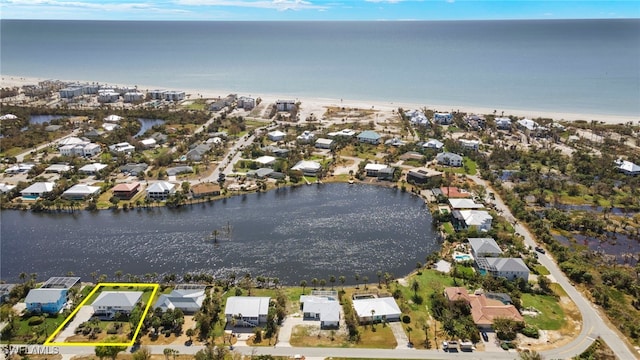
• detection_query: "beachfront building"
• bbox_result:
[123,92,144,103]
[352,297,401,324]
[164,91,186,101]
[468,238,502,258]
[21,182,55,199]
[436,152,463,167]
[300,294,340,328]
[444,287,523,329]
[276,100,296,111]
[146,181,176,200]
[495,117,512,130]
[78,163,108,175]
[62,184,100,200]
[237,96,256,110]
[617,160,640,176]
[148,90,166,100]
[357,130,382,145]
[315,138,334,149]
[465,114,486,129]
[93,291,143,319]
[59,86,83,99]
[291,160,322,176]
[267,130,286,142]
[224,296,270,327]
[154,286,206,314]
[112,182,141,200]
[25,288,67,314]
[109,142,136,154]
[459,139,480,151]
[452,210,493,232]
[406,109,429,126]
[406,167,442,185]
[476,257,530,281]
[98,90,120,103]
[423,139,444,150]
[433,112,453,125]
[517,118,548,137]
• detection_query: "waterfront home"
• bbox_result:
[109,142,136,154]
[449,198,484,210]
[476,257,530,281]
[255,155,277,167]
[186,144,211,162]
[62,184,100,200]
[42,276,81,289]
[517,118,548,137]
[364,163,389,177]
[45,164,72,174]
[78,163,108,175]
[459,139,480,151]
[617,160,640,176]
[237,96,256,110]
[25,288,67,314]
[297,130,316,143]
[315,138,334,149]
[104,114,123,122]
[468,238,502,258]
[92,291,143,319]
[452,210,493,232]
[352,297,401,324]
[247,168,274,179]
[224,296,271,327]
[405,109,429,126]
[276,100,296,111]
[433,112,453,125]
[300,295,340,328]
[406,167,443,185]
[166,166,194,176]
[120,163,148,176]
[146,181,176,200]
[21,182,55,199]
[435,152,463,167]
[377,167,396,181]
[148,89,166,100]
[98,90,120,103]
[267,130,286,142]
[291,160,322,176]
[123,92,144,103]
[357,130,382,145]
[436,187,472,199]
[154,286,206,314]
[423,139,444,150]
[112,182,141,200]
[444,287,523,329]
[465,114,486,129]
[495,117,512,130]
[190,182,221,198]
[0,183,16,193]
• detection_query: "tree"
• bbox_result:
[411,279,420,297]
[115,270,123,282]
[519,350,543,360]
[319,278,326,289]
[311,277,318,289]
[95,340,126,360]
[132,346,151,360]
[329,275,336,289]
[339,275,346,290]
[354,273,360,288]
[376,270,382,288]
[186,328,194,341]
[195,344,228,360]
[363,276,369,289]
[406,325,413,345]
[300,280,307,294]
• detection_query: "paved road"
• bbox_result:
[15,129,80,162]
[469,175,639,360]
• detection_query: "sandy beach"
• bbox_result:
[1,74,637,124]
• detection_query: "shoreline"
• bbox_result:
[2,74,638,124]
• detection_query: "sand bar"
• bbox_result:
[1,74,637,124]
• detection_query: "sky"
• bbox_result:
[0,0,638,21]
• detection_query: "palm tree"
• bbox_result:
[339,275,346,290]
[329,275,336,290]
[90,272,98,284]
[376,270,382,288]
[300,280,307,294]
[406,326,413,345]
[319,279,326,290]
[354,273,360,289]
[211,229,220,243]
[311,278,318,290]
[115,270,123,282]
[18,272,27,283]
[370,309,376,329]
[363,276,369,290]
[411,279,420,298]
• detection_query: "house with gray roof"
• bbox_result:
[224,296,270,327]
[93,291,143,318]
[247,168,274,179]
[166,166,194,176]
[436,152,463,167]
[452,210,493,232]
[154,288,205,314]
[25,288,67,314]
[352,297,401,324]
[186,144,211,162]
[468,238,502,258]
[120,163,148,176]
[357,130,382,145]
[21,182,55,199]
[476,257,529,281]
[0,284,16,303]
[146,181,176,200]
[300,295,340,328]
[62,184,101,200]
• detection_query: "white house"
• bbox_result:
[406,109,429,126]
[45,164,72,173]
[154,287,206,314]
[459,139,480,151]
[297,130,315,143]
[436,152,463,167]
[453,210,493,232]
[21,182,55,199]
[276,100,296,111]
[78,163,108,175]
[267,130,286,142]
[62,184,100,200]
[352,297,401,323]
[104,115,123,122]
[102,123,120,132]
[291,160,321,176]
[617,160,640,176]
[477,257,530,281]
[0,183,16,193]
[449,198,484,210]
[423,139,444,150]
[468,238,502,258]
[109,142,136,154]
[146,181,176,200]
[255,155,277,167]
[164,91,186,101]
[364,163,389,177]
[327,129,357,138]
[224,296,270,327]
[140,138,157,149]
[92,291,143,319]
[495,117,512,130]
[300,295,340,328]
[315,138,334,149]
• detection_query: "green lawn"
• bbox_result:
[521,294,565,330]
[463,158,477,175]
[442,222,454,235]
[534,265,550,275]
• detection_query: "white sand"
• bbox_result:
[1,74,637,124]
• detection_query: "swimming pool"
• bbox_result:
[454,254,473,262]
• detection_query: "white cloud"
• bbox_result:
[2,0,189,14]
[174,0,327,11]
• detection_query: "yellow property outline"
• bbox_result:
[44,283,159,347]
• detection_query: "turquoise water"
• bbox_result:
[1,19,639,116]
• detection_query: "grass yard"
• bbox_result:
[289,324,396,349]
[521,294,565,330]
[353,325,397,349]
[534,265,551,275]
[10,315,66,343]
[442,222,454,235]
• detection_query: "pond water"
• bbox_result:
[548,203,637,217]
[554,232,640,265]
[135,118,165,138]
[29,114,67,125]
[0,183,439,284]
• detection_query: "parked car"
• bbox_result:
[481,331,489,342]
[535,246,546,254]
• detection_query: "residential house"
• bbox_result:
[423,139,444,150]
[357,130,382,145]
[327,129,357,138]
[468,238,502,258]
[112,182,141,200]
[517,119,548,137]
[237,96,256,110]
[224,296,271,327]
[255,155,277,167]
[364,163,389,177]
[41,276,81,289]
[377,167,396,181]
[405,109,429,126]
[267,130,286,142]
[291,160,321,176]
[140,138,157,149]
[437,187,472,199]
[109,142,136,154]
[433,112,453,125]
[62,184,100,200]
[300,295,340,328]
[120,163,148,176]
[45,164,72,173]
[60,142,101,157]
[104,115,123,122]
[617,160,640,176]
[0,183,16,193]
[476,257,530,281]
[93,291,143,319]
[444,287,523,329]
[57,137,86,147]
[436,152,463,167]
[276,100,296,111]
[25,288,67,314]
[152,132,169,144]
[352,297,401,323]
[406,168,442,185]
[495,117,512,130]
[154,287,206,314]
[186,144,211,162]
[247,168,274,179]
[21,182,55,199]
[452,210,493,232]
[315,138,335,149]
[459,139,480,151]
[191,183,221,198]
[297,131,315,143]
[465,114,486,130]
[5,163,35,174]
[79,163,108,175]
[102,123,120,132]
[262,145,290,158]
[146,181,176,200]
[0,284,16,303]
[385,138,406,147]
[166,166,194,176]
[449,198,484,210]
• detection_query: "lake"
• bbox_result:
[0,183,439,285]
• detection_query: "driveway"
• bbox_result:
[389,322,412,350]
[277,314,305,347]
[52,305,94,342]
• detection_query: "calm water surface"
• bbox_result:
[0,184,438,284]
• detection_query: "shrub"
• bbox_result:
[28,316,44,326]
[402,315,411,324]
[521,326,539,338]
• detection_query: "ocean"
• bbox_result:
[1,19,639,116]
